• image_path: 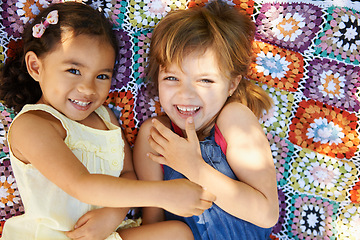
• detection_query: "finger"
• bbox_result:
[199,199,213,211]
[149,126,168,148]
[186,208,206,217]
[185,117,198,142]
[73,214,89,229]
[148,134,165,156]
[66,216,89,239]
[201,189,217,203]
[147,152,167,165]
[66,228,85,239]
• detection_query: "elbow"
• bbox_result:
[259,202,280,228]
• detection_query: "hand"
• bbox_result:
[148,117,202,178]
[161,178,216,217]
[66,208,126,240]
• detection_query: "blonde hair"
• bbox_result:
[146,0,272,118]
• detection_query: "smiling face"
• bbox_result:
[158,48,238,131]
[27,33,115,121]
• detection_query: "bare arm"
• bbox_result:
[148,103,279,228]
[133,117,168,224]
[9,111,214,216]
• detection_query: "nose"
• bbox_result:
[178,81,196,99]
[77,78,96,96]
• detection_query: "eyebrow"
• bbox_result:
[63,60,114,73]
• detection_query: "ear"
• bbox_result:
[229,75,241,96]
[25,51,42,82]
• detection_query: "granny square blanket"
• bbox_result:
[1,0,359,239]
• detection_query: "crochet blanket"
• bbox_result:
[1,0,359,239]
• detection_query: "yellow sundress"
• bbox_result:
[1,104,136,239]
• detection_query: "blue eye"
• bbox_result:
[97,74,110,80]
[201,79,214,83]
[165,76,178,81]
[68,69,80,75]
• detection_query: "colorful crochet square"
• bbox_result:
[304,58,360,112]
[2,39,23,65]
[248,41,304,92]
[314,6,360,65]
[0,104,15,158]
[111,1,128,27]
[188,0,254,15]
[1,0,53,38]
[106,90,137,146]
[289,148,357,201]
[260,84,295,138]
[266,133,294,187]
[350,180,360,203]
[289,99,359,159]
[127,0,187,28]
[286,193,339,239]
[255,2,323,53]
[112,29,133,90]
[81,0,128,27]
[134,84,163,126]
[336,203,360,239]
[132,30,152,83]
[0,105,24,222]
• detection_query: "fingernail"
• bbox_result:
[188,117,193,123]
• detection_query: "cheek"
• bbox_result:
[97,82,111,97]
[158,85,171,101]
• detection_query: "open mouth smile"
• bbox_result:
[70,99,91,107]
[176,105,200,115]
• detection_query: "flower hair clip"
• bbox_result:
[32,10,59,38]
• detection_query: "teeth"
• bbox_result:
[71,99,91,107]
[177,106,200,112]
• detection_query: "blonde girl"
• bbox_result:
[134,1,279,239]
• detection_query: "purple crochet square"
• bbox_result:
[1,0,54,38]
[304,58,360,112]
[271,188,287,235]
[255,3,322,53]
[135,84,162,126]
[112,29,133,90]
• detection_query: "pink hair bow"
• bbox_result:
[32,10,59,38]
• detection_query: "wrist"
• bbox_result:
[185,156,206,183]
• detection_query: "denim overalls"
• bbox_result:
[163,124,272,240]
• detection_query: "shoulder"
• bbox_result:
[216,102,266,147]
[8,110,66,163]
[138,115,170,136]
[11,110,66,139]
[217,102,259,130]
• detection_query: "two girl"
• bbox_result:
[134,1,279,239]
[0,2,215,239]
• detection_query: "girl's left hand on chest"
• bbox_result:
[148,117,203,176]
